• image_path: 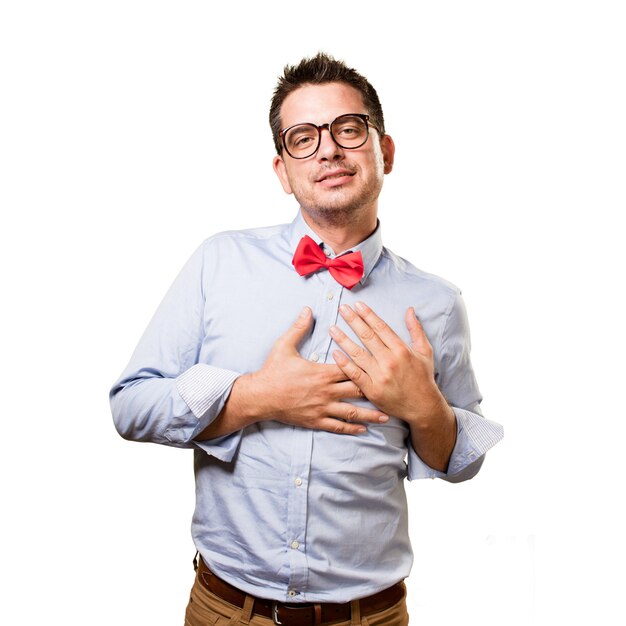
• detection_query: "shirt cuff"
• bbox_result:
[176,363,239,414]
[166,364,242,461]
[176,363,240,419]
[407,407,503,482]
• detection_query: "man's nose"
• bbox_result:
[317,127,344,161]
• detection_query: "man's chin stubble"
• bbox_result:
[297,185,381,229]
[302,202,364,229]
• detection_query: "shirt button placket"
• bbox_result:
[286,427,311,593]
[307,272,343,365]
[287,269,343,596]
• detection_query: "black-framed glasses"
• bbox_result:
[279,113,379,159]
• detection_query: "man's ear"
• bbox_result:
[273,155,293,194]
[381,134,396,174]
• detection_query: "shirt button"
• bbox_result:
[326,292,334,300]
[290,540,299,550]
[324,248,332,257]
[288,590,297,598]
[310,353,319,362]
[294,478,302,487]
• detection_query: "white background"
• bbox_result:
[1,1,624,624]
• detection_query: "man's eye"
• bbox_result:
[295,135,314,145]
[290,133,316,148]
[335,125,363,139]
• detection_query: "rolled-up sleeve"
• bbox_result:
[109,242,242,461]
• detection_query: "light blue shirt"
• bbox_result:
[110,211,503,603]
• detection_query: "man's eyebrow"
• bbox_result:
[287,120,317,131]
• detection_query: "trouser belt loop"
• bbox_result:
[240,595,255,625]
[350,599,361,626]
[313,603,322,625]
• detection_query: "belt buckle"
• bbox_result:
[272,602,283,625]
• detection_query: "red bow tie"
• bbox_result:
[292,235,364,290]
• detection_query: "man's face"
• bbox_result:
[273,83,394,229]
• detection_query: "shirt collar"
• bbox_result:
[286,210,383,286]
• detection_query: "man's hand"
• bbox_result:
[329,302,456,471]
[196,307,388,440]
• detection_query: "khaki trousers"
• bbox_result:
[184,569,409,626]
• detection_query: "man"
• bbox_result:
[111,53,503,626]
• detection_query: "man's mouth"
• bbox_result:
[316,169,355,185]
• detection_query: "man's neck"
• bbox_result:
[300,209,378,254]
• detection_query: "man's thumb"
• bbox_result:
[277,306,313,352]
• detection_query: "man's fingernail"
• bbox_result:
[300,307,310,317]
[355,301,366,312]
[379,415,389,423]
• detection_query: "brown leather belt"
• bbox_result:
[197,558,405,626]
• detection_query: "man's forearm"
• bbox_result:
[407,402,457,472]
[195,373,261,440]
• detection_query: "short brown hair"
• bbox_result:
[269,52,386,155]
